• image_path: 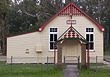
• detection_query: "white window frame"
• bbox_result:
[85,28,95,51]
[49,27,58,51]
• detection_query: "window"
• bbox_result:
[86,28,94,50]
[86,28,94,32]
[49,28,58,50]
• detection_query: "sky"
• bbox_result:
[62,0,65,3]
[12,0,23,4]
[12,0,66,3]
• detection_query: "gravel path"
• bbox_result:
[64,65,79,77]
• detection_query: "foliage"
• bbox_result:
[0,0,11,54]
[0,0,110,54]
[7,0,62,35]
[7,0,110,41]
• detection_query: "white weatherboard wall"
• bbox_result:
[7,32,45,63]
[7,15,104,63]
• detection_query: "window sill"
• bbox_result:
[86,50,95,52]
[49,50,58,52]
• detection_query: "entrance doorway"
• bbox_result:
[62,40,81,64]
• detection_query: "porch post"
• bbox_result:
[87,43,90,68]
[57,42,62,66]
[54,47,56,64]
[81,43,87,68]
[54,43,57,64]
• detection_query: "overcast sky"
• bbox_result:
[12,0,23,4]
[12,0,66,3]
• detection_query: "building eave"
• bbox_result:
[7,2,105,38]
[40,2,105,32]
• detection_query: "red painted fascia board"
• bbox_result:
[8,2,105,38]
[39,3,73,31]
[7,3,71,38]
[40,2,105,32]
[39,14,58,31]
[70,3,105,32]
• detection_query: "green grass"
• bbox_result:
[80,68,110,77]
[1,61,110,77]
[0,62,64,77]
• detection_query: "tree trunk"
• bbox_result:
[1,14,7,55]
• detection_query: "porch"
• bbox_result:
[54,26,89,67]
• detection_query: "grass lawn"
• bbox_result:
[80,68,110,77]
[0,62,64,77]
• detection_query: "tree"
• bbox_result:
[8,0,64,35]
[0,0,10,55]
[6,0,110,52]
[69,0,110,49]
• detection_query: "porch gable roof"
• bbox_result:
[57,26,87,43]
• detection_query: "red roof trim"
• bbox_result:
[70,3,104,32]
[39,3,73,31]
[39,14,58,31]
[40,2,104,32]
[8,2,104,38]
[58,3,83,16]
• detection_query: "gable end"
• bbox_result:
[40,2,104,32]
